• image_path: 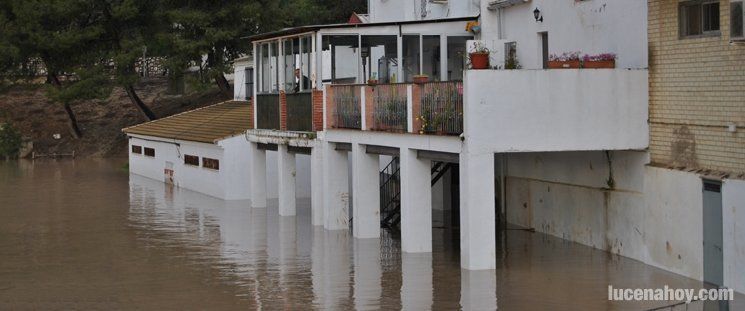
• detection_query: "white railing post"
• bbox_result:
[407,84,414,133]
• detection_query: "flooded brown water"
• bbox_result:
[0,159,740,310]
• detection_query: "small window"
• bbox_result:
[202,158,219,170]
[184,155,199,166]
[131,145,142,154]
[679,1,720,38]
[144,147,155,157]
[732,1,744,40]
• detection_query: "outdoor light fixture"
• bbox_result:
[533,7,543,22]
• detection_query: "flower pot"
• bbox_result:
[548,60,580,69]
[469,53,490,70]
[367,79,378,86]
[413,75,429,84]
[582,60,616,69]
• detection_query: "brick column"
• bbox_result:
[279,91,287,131]
[312,89,324,131]
[411,84,422,134]
[365,86,374,131]
[325,86,335,129]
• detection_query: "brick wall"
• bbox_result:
[279,91,287,131]
[312,90,324,131]
[648,0,745,175]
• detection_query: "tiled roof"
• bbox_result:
[122,101,251,144]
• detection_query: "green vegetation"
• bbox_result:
[0,123,22,159]
[0,0,365,134]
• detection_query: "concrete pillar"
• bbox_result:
[311,145,325,226]
[401,253,433,310]
[249,142,267,208]
[352,143,380,239]
[323,142,350,230]
[277,144,296,216]
[459,152,496,270]
[400,148,432,253]
[353,239,382,309]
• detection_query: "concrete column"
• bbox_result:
[323,142,350,230]
[460,269,497,310]
[277,144,296,216]
[311,145,325,226]
[459,152,496,270]
[400,148,432,253]
[249,142,267,208]
[352,143,380,239]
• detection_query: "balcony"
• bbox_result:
[463,69,649,153]
[326,81,464,136]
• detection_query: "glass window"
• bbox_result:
[422,35,441,81]
[300,36,312,91]
[184,155,199,166]
[447,36,472,81]
[284,38,299,92]
[402,35,420,83]
[131,145,142,154]
[260,43,271,93]
[203,158,220,170]
[679,1,720,37]
[322,35,359,84]
[144,147,155,157]
[361,35,398,84]
[731,1,744,39]
[270,41,279,92]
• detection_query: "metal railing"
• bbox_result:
[256,93,280,130]
[332,85,362,129]
[286,92,313,132]
[418,81,463,135]
[371,84,408,132]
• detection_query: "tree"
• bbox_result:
[46,66,112,138]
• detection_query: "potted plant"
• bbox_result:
[413,74,429,84]
[504,53,521,70]
[548,52,581,69]
[468,42,490,70]
[367,73,379,86]
[582,53,617,69]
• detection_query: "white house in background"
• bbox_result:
[232,56,254,101]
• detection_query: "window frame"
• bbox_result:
[184,154,200,166]
[202,157,220,171]
[679,0,722,39]
[731,0,745,41]
[143,147,155,157]
[131,145,142,155]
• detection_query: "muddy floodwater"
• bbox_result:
[0,159,741,310]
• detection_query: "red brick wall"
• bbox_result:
[312,89,324,131]
[279,91,287,131]
[325,87,335,129]
[364,86,374,130]
[411,84,421,134]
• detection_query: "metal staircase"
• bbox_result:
[379,157,453,229]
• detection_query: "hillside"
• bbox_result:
[0,78,229,158]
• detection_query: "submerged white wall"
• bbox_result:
[479,0,648,69]
[128,135,312,201]
[505,151,745,292]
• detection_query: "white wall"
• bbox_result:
[479,0,648,69]
[505,151,745,292]
[368,0,479,23]
[463,69,648,153]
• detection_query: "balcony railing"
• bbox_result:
[331,85,362,129]
[257,93,280,130]
[418,81,463,135]
[326,81,464,136]
[286,92,313,132]
[371,84,408,132]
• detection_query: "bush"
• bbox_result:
[0,123,22,158]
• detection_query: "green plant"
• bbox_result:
[0,123,22,159]
[504,54,521,70]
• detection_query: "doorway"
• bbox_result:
[539,32,549,69]
[703,180,724,287]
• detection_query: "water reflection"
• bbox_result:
[2,160,737,310]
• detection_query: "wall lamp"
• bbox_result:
[533,7,544,22]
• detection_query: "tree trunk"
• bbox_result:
[63,103,83,139]
[47,72,62,87]
[214,74,232,98]
[124,84,158,121]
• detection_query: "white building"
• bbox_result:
[229,0,744,294]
